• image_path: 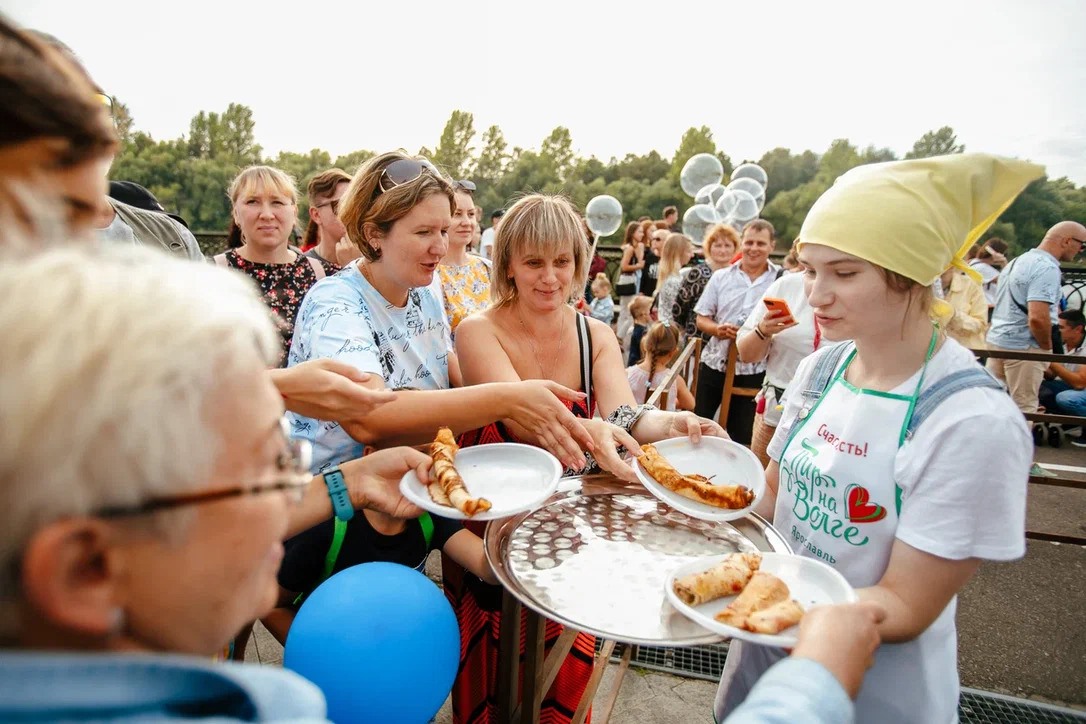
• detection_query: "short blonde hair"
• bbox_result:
[491,194,590,307]
[0,245,278,626]
[227,165,300,247]
[590,272,611,295]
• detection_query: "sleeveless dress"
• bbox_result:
[443,315,597,724]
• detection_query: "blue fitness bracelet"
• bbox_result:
[323,466,354,522]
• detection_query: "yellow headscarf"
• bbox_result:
[798,153,1044,287]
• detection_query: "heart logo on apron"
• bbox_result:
[845,484,887,523]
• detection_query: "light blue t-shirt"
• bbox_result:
[288,262,452,471]
[986,248,1062,350]
[0,652,329,723]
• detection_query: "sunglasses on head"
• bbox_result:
[378,158,440,194]
[457,180,477,191]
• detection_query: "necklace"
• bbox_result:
[518,308,568,379]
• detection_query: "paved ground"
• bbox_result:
[248,443,1086,720]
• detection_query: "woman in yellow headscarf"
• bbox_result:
[714,154,1041,724]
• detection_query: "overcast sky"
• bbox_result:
[6,0,1085,183]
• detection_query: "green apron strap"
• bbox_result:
[419,512,434,550]
[893,327,941,514]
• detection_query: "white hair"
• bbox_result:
[0,244,278,615]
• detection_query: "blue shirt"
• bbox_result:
[0,652,329,723]
[287,263,452,472]
[722,658,852,724]
[987,249,1062,350]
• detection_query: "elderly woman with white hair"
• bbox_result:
[0,245,432,722]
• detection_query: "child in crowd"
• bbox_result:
[625,294,654,365]
[587,273,615,325]
[263,507,496,644]
[626,321,695,411]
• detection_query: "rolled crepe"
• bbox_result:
[673,553,762,606]
[430,427,492,517]
[640,444,755,509]
[744,599,805,635]
[715,572,789,628]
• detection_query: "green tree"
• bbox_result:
[475,125,509,183]
[757,148,819,202]
[905,126,964,159]
[334,150,374,173]
[540,126,575,182]
[669,126,717,183]
[112,99,135,145]
[218,103,262,166]
[861,145,897,164]
[432,110,476,178]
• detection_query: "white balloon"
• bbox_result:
[695,183,727,208]
[730,189,760,225]
[682,204,719,244]
[680,153,725,198]
[585,195,623,237]
[731,162,768,189]
[715,190,739,220]
[727,177,766,212]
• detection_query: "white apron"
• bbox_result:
[715,332,961,724]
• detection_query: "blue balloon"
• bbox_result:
[284,562,460,724]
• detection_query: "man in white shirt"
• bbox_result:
[480,209,503,259]
[693,219,780,443]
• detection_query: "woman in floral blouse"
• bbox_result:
[215,166,337,366]
[435,181,490,335]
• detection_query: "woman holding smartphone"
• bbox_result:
[715,153,1038,724]
[737,240,829,466]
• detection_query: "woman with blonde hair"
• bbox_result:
[449,193,724,724]
[670,222,739,339]
[436,180,489,335]
[286,152,594,475]
[656,232,695,324]
[301,167,351,266]
[216,166,336,365]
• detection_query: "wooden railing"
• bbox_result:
[972,347,1085,545]
[716,342,761,427]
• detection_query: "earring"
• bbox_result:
[107,607,126,635]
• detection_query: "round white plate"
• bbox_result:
[400,443,562,521]
[664,552,857,647]
[634,436,765,521]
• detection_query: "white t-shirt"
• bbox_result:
[740,271,827,390]
[626,365,681,411]
[968,259,1000,306]
[769,337,1029,562]
[742,337,1029,724]
[480,228,496,259]
[287,262,452,471]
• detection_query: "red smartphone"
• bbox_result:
[763,297,794,323]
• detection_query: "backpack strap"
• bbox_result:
[798,341,853,412]
[904,366,1006,441]
[213,253,228,267]
[419,512,434,550]
[305,255,326,281]
[292,516,350,607]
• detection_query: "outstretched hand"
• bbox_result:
[272,359,396,423]
[342,447,431,520]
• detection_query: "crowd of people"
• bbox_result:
[0,13,1078,724]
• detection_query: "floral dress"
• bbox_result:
[436,256,491,334]
[219,249,338,366]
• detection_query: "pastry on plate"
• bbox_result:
[743,598,805,634]
[673,553,761,606]
[429,427,492,517]
[640,444,755,509]
[714,571,789,628]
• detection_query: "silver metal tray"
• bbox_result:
[485,476,791,646]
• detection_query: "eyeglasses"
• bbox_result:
[95,93,114,117]
[457,180,477,191]
[378,158,440,194]
[94,418,313,518]
[315,198,341,215]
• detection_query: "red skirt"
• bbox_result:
[447,420,596,724]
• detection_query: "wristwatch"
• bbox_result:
[323,465,354,522]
